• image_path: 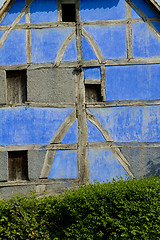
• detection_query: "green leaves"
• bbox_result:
[0,176,160,239]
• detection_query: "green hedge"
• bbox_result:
[0,176,160,239]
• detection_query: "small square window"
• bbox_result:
[62,4,76,22]
[6,70,27,105]
[8,151,28,181]
[85,84,102,102]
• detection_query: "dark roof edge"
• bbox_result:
[149,0,160,11]
[0,0,12,15]
[0,0,160,17]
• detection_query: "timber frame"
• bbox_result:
[1,0,160,185]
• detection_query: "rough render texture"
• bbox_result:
[0,70,6,104]
[0,151,8,181]
[0,180,79,199]
[28,150,46,180]
[121,147,160,178]
[27,68,76,103]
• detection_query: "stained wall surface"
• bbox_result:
[0,0,160,197]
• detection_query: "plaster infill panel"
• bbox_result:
[27,68,76,103]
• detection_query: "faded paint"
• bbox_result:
[80,0,126,21]
[32,28,74,63]
[106,64,160,100]
[87,120,106,143]
[84,25,126,59]
[88,148,128,183]
[48,150,78,179]
[133,23,160,57]
[0,107,73,145]
[30,0,57,23]
[0,30,26,65]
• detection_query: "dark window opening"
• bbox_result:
[62,4,76,22]
[85,84,102,102]
[8,151,28,181]
[6,70,27,104]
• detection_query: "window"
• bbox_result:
[62,3,76,22]
[8,151,28,181]
[85,84,102,102]
[6,70,27,104]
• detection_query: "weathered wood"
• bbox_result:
[88,141,160,148]
[57,0,62,22]
[76,71,89,184]
[0,0,16,24]
[0,144,77,152]
[86,98,160,107]
[84,79,101,85]
[100,65,106,101]
[86,109,134,178]
[126,1,133,59]
[25,0,32,64]
[128,0,160,42]
[82,27,104,63]
[50,108,76,143]
[0,0,34,49]
[54,29,76,66]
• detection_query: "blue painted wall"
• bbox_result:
[0,107,73,145]
[87,120,106,143]
[0,30,26,65]
[131,0,159,18]
[0,0,25,26]
[32,28,74,63]
[83,67,101,79]
[133,23,160,58]
[106,64,160,101]
[83,25,126,59]
[80,0,126,21]
[49,150,78,179]
[88,148,128,182]
[88,106,160,142]
[30,0,57,23]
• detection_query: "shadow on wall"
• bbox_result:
[145,159,160,177]
[80,0,120,10]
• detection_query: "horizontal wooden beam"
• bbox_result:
[0,18,160,31]
[88,142,160,148]
[86,99,160,107]
[0,144,77,151]
[1,57,160,71]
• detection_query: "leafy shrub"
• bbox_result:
[0,176,160,239]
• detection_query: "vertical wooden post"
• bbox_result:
[75,0,89,184]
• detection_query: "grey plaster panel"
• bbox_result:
[0,151,8,181]
[120,147,160,178]
[28,150,46,180]
[0,71,6,104]
[27,68,76,103]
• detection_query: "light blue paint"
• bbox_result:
[30,0,57,23]
[133,23,160,58]
[82,36,97,60]
[48,150,78,178]
[87,120,106,143]
[62,37,77,61]
[83,67,101,79]
[84,25,126,59]
[88,106,160,142]
[131,0,159,18]
[80,0,126,21]
[0,30,26,65]
[32,28,74,63]
[88,148,128,183]
[61,121,78,144]
[0,0,25,26]
[0,107,73,145]
[106,64,160,101]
